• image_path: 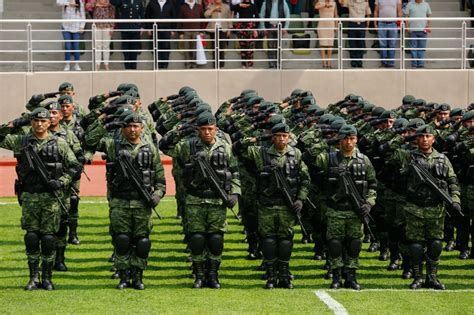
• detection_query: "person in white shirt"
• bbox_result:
[57,0,86,71]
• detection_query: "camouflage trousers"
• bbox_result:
[404,203,445,241]
[258,204,295,239]
[109,198,153,270]
[186,203,227,234]
[67,180,81,221]
[186,202,227,262]
[326,214,363,269]
[20,192,61,264]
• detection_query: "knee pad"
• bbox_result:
[135,237,151,259]
[114,233,131,256]
[24,232,40,254]
[189,233,206,256]
[70,195,79,214]
[41,234,56,256]
[207,233,224,256]
[347,238,362,258]
[327,239,343,259]
[427,239,443,260]
[409,242,424,264]
[261,237,277,261]
[277,238,293,262]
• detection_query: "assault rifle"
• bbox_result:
[116,151,162,219]
[271,163,308,236]
[339,171,376,241]
[23,144,68,213]
[410,160,463,217]
[193,154,241,222]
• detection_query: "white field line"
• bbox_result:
[349,289,474,293]
[314,290,349,315]
[0,199,175,205]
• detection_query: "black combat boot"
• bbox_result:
[68,220,80,245]
[378,247,389,261]
[344,268,361,290]
[313,245,325,261]
[207,260,221,289]
[192,261,206,289]
[25,261,40,291]
[54,246,68,272]
[247,240,261,260]
[116,269,130,290]
[444,240,455,252]
[424,259,445,290]
[458,249,470,260]
[41,261,55,291]
[470,247,474,259]
[264,262,277,289]
[131,267,145,290]
[329,268,342,289]
[368,241,379,253]
[387,254,401,271]
[409,264,423,289]
[277,261,294,289]
[401,253,412,279]
[301,234,310,244]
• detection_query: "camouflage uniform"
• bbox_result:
[239,136,310,289]
[174,133,241,289]
[94,119,166,289]
[315,145,377,290]
[391,141,460,290]
[0,114,81,290]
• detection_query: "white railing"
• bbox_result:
[0,17,473,72]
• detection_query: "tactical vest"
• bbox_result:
[64,117,85,143]
[326,151,368,211]
[406,153,450,206]
[182,138,232,198]
[15,134,64,193]
[106,138,155,200]
[257,146,300,206]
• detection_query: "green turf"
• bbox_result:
[0,197,473,314]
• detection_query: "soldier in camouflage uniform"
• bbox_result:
[313,125,377,290]
[58,94,85,245]
[58,82,87,117]
[44,101,86,271]
[90,112,166,290]
[450,110,474,259]
[173,112,241,289]
[389,124,461,290]
[235,122,310,289]
[0,108,81,291]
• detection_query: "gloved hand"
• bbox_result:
[108,90,123,98]
[451,203,463,216]
[48,179,63,191]
[358,203,372,217]
[11,117,31,128]
[43,91,60,98]
[292,200,303,213]
[150,195,161,208]
[226,194,239,208]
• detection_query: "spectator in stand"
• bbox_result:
[145,0,177,69]
[286,0,303,14]
[111,0,145,70]
[316,0,338,69]
[233,0,259,68]
[57,0,86,71]
[374,0,402,68]
[87,0,115,71]
[205,0,233,68]
[405,0,431,68]
[178,0,206,69]
[339,0,371,68]
[259,0,290,69]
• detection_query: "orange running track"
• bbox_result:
[0,156,176,197]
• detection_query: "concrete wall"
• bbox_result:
[1,70,473,123]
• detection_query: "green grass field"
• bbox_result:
[0,196,473,314]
